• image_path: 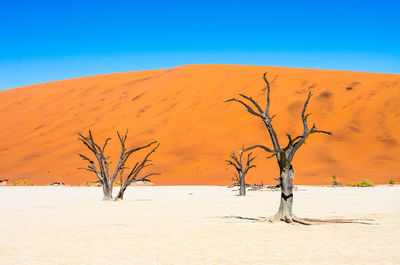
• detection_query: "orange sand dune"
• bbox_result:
[0,64,399,185]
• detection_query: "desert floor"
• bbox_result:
[0,186,399,265]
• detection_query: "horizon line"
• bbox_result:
[2,63,399,92]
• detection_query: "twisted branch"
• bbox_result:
[287,92,332,161]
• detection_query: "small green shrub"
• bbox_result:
[11,178,30,186]
[12,179,24,186]
[361,179,374,186]
[389,179,395,185]
[331,174,341,186]
[346,179,375,187]
[85,180,96,186]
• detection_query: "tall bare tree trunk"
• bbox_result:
[274,166,295,220]
[239,174,246,196]
[102,182,113,201]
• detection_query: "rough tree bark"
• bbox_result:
[226,148,256,196]
[78,130,159,201]
[226,73,365,224]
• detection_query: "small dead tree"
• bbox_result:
[114,141,159,200]
[226,73,368,225]
[78,130,159,201]
[226,148,256,196]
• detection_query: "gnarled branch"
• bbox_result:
[287,92,332,161]
[239,144,275,153]
[225,98,264,118]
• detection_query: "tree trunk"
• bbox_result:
[114,184,128,201]
[272,166,295,221]
[102,182,113,201]
[103,192,113,201]
[239,174,246,196]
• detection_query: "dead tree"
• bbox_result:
[226,148,256,196]
[114,141,160,200]
[226,73,366,225]
[78,130,159,201]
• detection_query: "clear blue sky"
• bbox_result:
[1,0,399,90]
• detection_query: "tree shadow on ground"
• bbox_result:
[216,215,377,225]
[216,215,265,222]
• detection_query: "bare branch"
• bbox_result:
[240,144,275,153]
[78,153,93,163]
[230,153,242,170]
[225,98,264,118]
[117,129,128,145]
[263,72,271,116]
[79,130,110,185]
[302,91,312,123]
[129,173,161,185]
[101,138,112,154]
[78,153,103,182]
[239,94,264,115]
[266,153,276,159]
[122,141,158,164]
[233,172,239,183]
[77,134,96,153]
[287,92,332,161]
[310,124,333,135]
[246,164,256,171]
[283,134,303,151]
[226,159,240,172]
[226,76,282,154]
[247,152,256,165]
[111,138,158,184]
[123,143,160,185]
[78,167,97,173]
[88,130,104,155]
[244,152,257,174]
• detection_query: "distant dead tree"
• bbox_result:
[0,178,8,186]
[226,148,256,196]
[226,73,368,225]
[78,130,160,201]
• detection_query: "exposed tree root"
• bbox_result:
[263,213,375,225]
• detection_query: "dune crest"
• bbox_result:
[0,64,399,185]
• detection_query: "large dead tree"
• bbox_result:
[226,148,256,196]
[78,130,159,201]
[226,73,367,225]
